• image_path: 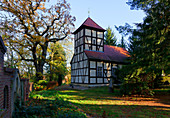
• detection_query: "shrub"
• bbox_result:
[47,81,58,90]
[13,93,87,118]
[120,82,154,96]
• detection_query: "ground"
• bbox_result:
[32,85,170,118]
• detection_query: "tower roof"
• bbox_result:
[73,17,105,34]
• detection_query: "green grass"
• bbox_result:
[32,87,170,118]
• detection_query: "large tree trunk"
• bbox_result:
[35,64,44,82]
[109,78,114,93]
[58,74,63,86]
[109,75,116,93]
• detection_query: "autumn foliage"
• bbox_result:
[0,0,75,81]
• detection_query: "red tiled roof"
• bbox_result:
[82,17,105,31]
[84,45,130,63]
[73,17,105,34]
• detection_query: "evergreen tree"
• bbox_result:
[117,36,126,48]
[104,27,117,46]
[117,0,169,95]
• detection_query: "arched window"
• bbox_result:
[3,85,8,109]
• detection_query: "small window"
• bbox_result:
[4,86,8,109]
[92,38,96,44]
[97,67,103,77]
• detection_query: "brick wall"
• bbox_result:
[21,78,30,102]
[0,76,12,118]
[0,51,4,76]
[0,37,13,118]
[0,36,30,118]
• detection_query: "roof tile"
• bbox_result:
[84,45,130,63]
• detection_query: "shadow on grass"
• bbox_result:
[72,103,170,118]
[32,87,170,117]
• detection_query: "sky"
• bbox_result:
[49,0,146,66]
[68,0,146,43]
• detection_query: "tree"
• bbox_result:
[117,0,169,95]
[45,42,67,86]
[104,27,117,46]
[117,36,126,48]
[0,0,75,81]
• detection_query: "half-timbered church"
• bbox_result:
[70,17,129,85]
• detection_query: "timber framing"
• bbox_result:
[70,17,129,85]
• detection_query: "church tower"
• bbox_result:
[71,17,129,85]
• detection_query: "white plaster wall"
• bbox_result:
[92,45,96,51]
[97,39,101,45]
[79,76,82,83]
[90,70,96,76]
[97,32,103,38]
[75,77,78,82]
[84,53,87,60]
[79,61,82,68]
[104,78,108,83]
[97,62,102,66]
[92,30,96,37]
[90,61,96,68]
[80,45,83,53]
[85,68,88,75]
[77,54,79,61]
[85,29,91,36]
[84,76,88,83]
[75,63,77,68]
[81,29,83,37]
[90,78,96,83]
[84,60,88,67]
[80,69,83,75]
[71,77,74,82]
[104,70,106,77]
[107,71,111,77]
[85,44,89,50]
[99,47,103,51]
[112,64,117,68]
[97,78,103,83]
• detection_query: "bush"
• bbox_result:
[13,93,87,118]
[37,80,48,86]
[120,82,154,96]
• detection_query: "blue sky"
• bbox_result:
[69,0,146,43]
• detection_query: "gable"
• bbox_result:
[73,17,105,34]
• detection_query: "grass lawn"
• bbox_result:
[33,86,170,118]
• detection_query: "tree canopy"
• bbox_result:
[117,0,169,95]
[0,0,75,81]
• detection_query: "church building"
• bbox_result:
[70,17,129,85]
